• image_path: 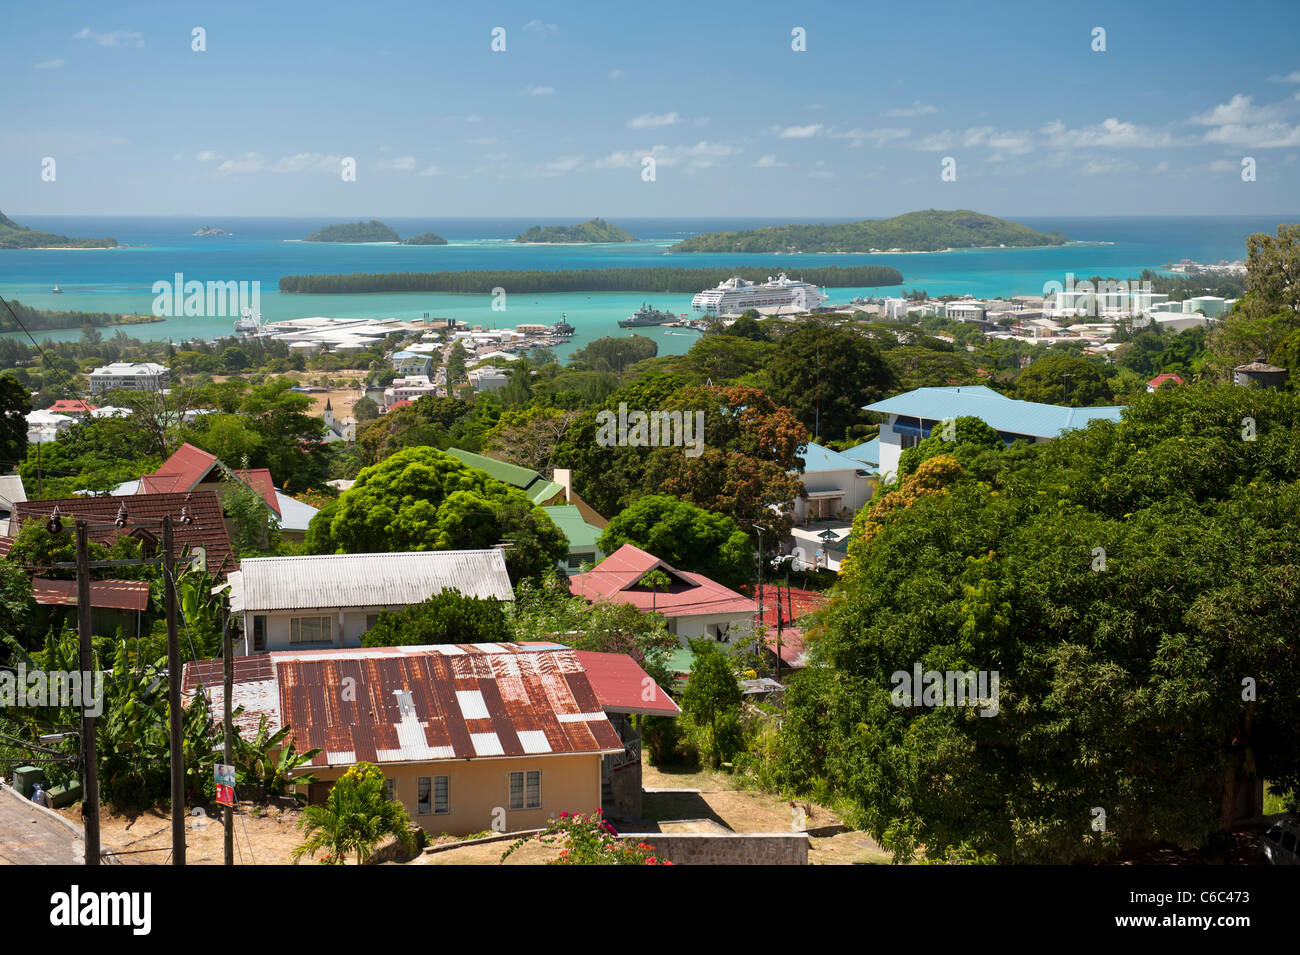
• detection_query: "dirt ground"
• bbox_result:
[210,371,370,420]
[53,803,309,865]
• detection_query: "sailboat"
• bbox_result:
[52,282,63,294]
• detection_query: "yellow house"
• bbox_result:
[183,642,635,836]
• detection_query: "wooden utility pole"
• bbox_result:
[75,521,100,866]
[223,611,234,867]
[162,515,185,865]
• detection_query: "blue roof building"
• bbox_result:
[864,385,1124,480]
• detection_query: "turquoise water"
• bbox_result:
[0,215,1289,358]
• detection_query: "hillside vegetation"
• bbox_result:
[514,218,637,243]
[0,210,117,249]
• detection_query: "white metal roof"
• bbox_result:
[227,549,514,613]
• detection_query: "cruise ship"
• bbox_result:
[691,273,828,314]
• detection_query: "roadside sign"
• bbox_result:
[215,764,236,807]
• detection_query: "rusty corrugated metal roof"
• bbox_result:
[228,549,514,613]
[32,577,150,612]
[182,643,625,768]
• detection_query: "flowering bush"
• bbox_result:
[500,809,672,865]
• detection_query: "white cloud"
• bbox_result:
[627,112,681,129]
[1202,123,1300,148]
[1188,94,1284,126]
[778,124,822,139]
[34,59,65,69]
[541,155,583,175]
[1208,159,1237,172]
[522,20,558,35]
[213,152,345,176]
[1153,160,1169,173]
[596,141,737,171]
[1269,71,1300,83]
[831,126,910,148]
[1041,117,1180,149]
[72,27,144,48]
[379,156,417,171]
[608,69,625,80]
[754,154,788,167]
[417,165,439,177]
[884,101,937,118]
[1079,157,1136,176]
[527,85,554,96]
[467,137,501,145]
[196,150,222,161]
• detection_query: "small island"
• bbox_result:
[670,209,1068,253]
[401,232,448,246]
[514,218,637,243]
[0,210,117,250]
[193,225,231,237]
[304,220,401,243]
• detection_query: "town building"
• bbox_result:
[321,400,356,444]
[541,504,606,574]
[180,642,668,835]
[1232,357,1288,390]
[226,549,515,655]
[31,578,150,638]
[87,361,168,395]
[1146,373,1186,392]
[864,385,1125,481]
[383,376,439,408]
[569,544,756,645]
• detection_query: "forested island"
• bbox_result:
[0,211,118,250]
[303,220,402,243]
[279,264,904,294]
[400,232,449,245]
[670,209,1068,253]
[194,225,231,236]
[514,218,637,243]
[0,300,162,333]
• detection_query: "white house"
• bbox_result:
[864,385,1125,482]
[88,362,168,395]
[226,549,515,655]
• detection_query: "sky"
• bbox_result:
[4,0,1300,218]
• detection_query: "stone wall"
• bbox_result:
[617,832,808,865]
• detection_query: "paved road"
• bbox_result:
[0,784,83,865]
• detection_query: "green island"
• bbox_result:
[278,264,904,294]
[0,300,163,333]
[0,210,118,250]
[514,218,637,243]
[670,209,1068,253]
[400,232,449,245]
[303,220,402,243]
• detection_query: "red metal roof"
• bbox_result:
[573,650,680,716]
[234,468,280,516]
[146,443,219,492]
[0,537,12,559]
[763,627,807,668]
[32,577,150,612]
[744,584,828,627]
[568,544,757,619]
[44,399,98,414]
[183,643,626,769]
[15,489,237,577]
[1147,373,1186,388]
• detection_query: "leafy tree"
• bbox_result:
[305,446,566,582]
[483,406,581,472]
[361,589,510,647]
[353,395,379,421]
[681,638,743,767]
[1270,328,1300,389]
[723,311,769,342]
[767,323,897,440]
[883,345,978,391]
[897,416,1003,479]
[0,373,30,471]
[1014,353,1113,406]
[569,335,658,374]
[598,495,753,590]
[292,762,415,865]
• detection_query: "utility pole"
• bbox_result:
[753,524,765,676]
[163,515,185,865]
[223,610,234,867]
[75,521,100,866]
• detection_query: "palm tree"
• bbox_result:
[292,762,415,865]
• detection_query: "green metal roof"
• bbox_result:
[667,647,697,674]
[541,505,603,549]
[447,447,543,491]
[529,481,565,505]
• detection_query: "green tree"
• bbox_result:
[681,639,743,767]
[767,323,897,440]
[292,762,415,865]
[0,373,30,471]
[569,335,659,374]
[353,395,379,421]
[598,495,753,590]
[306,446,566,582]
[361,589,510,647]
[1014,353,1114,406]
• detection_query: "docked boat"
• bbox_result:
[234,307,263,336]
[691,272,827,314]
[551,314,574,341]
[619,303,676,328]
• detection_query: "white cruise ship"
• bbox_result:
[690,273,828,314]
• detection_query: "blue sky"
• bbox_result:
[4,0,1300,218]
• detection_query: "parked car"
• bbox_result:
[1261,818,1300,865]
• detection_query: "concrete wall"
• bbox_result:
[299,753,603,838]
[240,605,405,654]
[669,612,754,644]
[617,832,809,865]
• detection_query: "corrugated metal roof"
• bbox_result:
[574,650,680,717]
[864,386,1124,439]
[184,643,626,768]
[228,549,514,613]
[541,505,603,549]
[32,577,151,612]
[568,544,757,618]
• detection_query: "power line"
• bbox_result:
[0,292,94,406]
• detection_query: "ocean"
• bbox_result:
[0,215,1290,358]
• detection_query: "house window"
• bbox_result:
[252,615,266,652]
[434,776,449,814]
[509,770,541,809]
[899,433,920,451]
[566,552,583,570]
[290,615,332,644]
[383,778,395,802]
[709,623,731,643]
[365,613,379,632]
